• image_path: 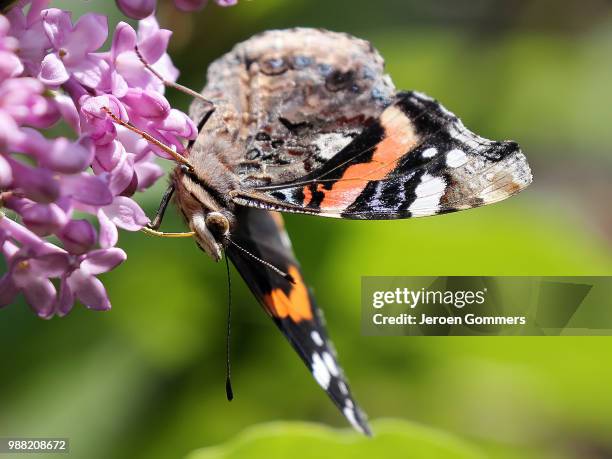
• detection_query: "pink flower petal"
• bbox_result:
[151,53,178,85]
[67,269,111,310]
[14,127,54,161]
[41,8,73,49]
[69,13,108,54]
[71,55,109,89]
[38,52,69,86]
[23,277,57,319]
[56,275,75,317]
[158,109,197,138]
[9,158,60,203]
[97,208,118,249]
[136,14,160,39]
[6,5,26,33]
[111,72,129,98]
[0,112,22,150]
[108,151,135,195]
[0,155,12,188]
[138,28,171,64]
[81,94,128,122]
[134,159,163,191]
[0,12,9,34]
[0,50,24,79]
[29,252,70,277]
[0,77,59,128]
[102,196,149,231]
[14,21,51,76]
[93,140,125,172]
[0,274,18,307]
[60,173,113,206]
[123,88,170,119]
[120,170,139,197]
[114,50,150,88]
[40,137,94,174]
[80,95,128,146]
[147,129,183,160]
[111,22,137,59]
[20,201,68,236]
[26,0,52,26]
[116,126,149,159]
[0,217,61,256]
[59,219,97,254]
[55,196,74,217]
[81,248,127,275]
[54,93,81,133]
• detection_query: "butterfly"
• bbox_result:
[113,28,532,435]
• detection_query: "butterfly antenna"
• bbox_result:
[225,238,295,284]
[135,45,215,109]
[224,255,234,402]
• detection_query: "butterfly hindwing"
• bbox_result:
[226,207,371,435]
[231,91,532,219]
[189,28,395,189]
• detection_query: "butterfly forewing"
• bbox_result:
[231,91,532,219]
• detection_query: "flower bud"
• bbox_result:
[59,219,97,254]
[20,202,69,236]
[115,0,157,20]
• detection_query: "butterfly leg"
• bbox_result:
[140,184,195,239]
[147,184,175,231]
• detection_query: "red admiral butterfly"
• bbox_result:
[111,28,532,435]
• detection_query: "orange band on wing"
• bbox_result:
[303,185,313,207]
[303,106,419,210]
[264,266,313,322]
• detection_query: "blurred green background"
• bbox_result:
[2,0,612,458]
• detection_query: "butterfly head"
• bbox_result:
[172,154,240,262]
[190,210,231,261]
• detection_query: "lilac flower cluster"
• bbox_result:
[117,0,237,20]
[0,1,198,318]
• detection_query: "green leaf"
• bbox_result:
[185,419,485,459]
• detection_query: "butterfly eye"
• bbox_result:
[205,212,230,237]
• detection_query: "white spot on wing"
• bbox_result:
[409,173,446,217]
[313,133,354,160]
[310,331,324,347]
[446,149,468,168]
[422,147,437,158]
[322,351,340,377]
[338,380,349,395]
[343,406,365,434]
[311,353,331,389]
[413,91,433,102]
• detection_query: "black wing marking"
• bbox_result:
[226,206,371,435]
